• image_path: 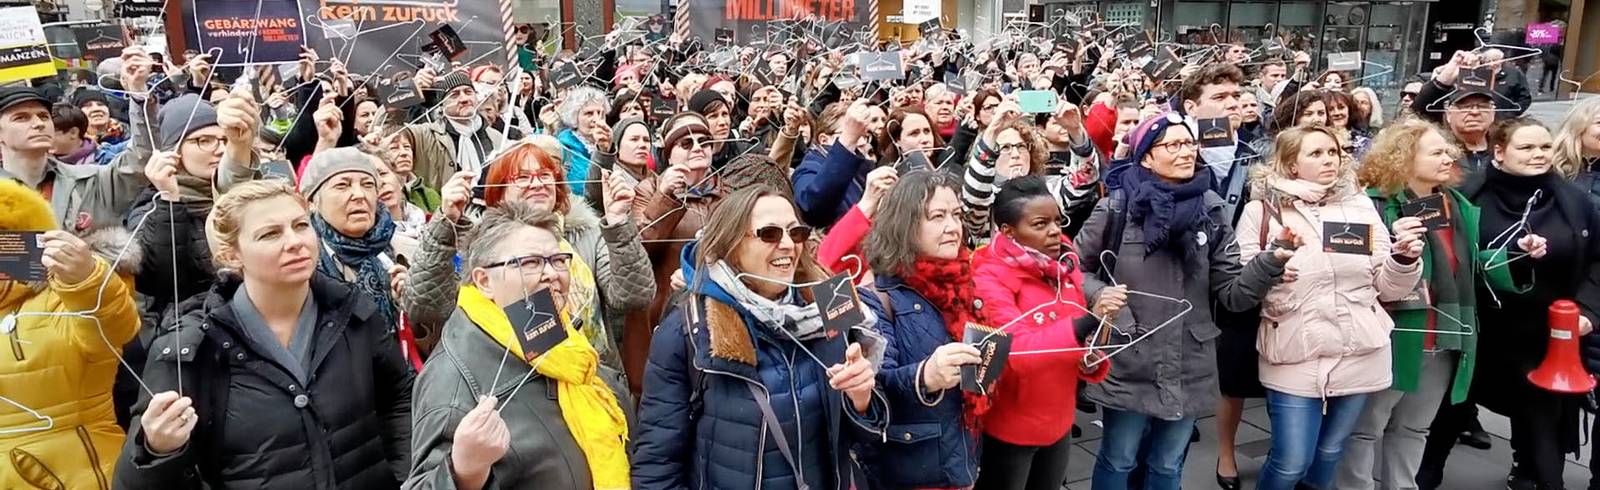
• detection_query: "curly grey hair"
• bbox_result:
[558,86,608,130]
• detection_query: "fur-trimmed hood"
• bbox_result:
[0,178,141,279]
[1247,152,1362,208]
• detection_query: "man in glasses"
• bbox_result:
[1411,51,1498,177]
[1398,80,1423,119]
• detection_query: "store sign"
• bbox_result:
[689,0,872,46]
[903,0,939,24]
[0,7,52,84]
[115,0,163,17]
[1526,22,1563,45]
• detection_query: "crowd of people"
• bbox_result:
[3,17,1600,490]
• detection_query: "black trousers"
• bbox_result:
[974,433,1074,490]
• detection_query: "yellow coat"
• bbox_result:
[0,258,139,490]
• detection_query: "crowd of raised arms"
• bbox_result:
[4,18,1600,490]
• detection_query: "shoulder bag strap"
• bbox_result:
[746,383,810,490]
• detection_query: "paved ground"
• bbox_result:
[1056,399,1595,489]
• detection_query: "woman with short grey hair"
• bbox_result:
[556,86,609,198]
[405,201,634,489]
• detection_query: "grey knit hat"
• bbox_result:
[157,94,219,151]
[299,147,378,201]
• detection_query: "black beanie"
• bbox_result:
[687,89,727,116]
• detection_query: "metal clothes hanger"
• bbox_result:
[0,395,52,436]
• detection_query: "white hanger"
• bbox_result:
[1483,189,1541,271]
[1070,250,1197,368]
[1390,305,1477,336]
[0,395,52,435]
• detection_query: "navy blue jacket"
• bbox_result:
[632,244,888,490]
[793,141,873,229]
[857,275,979,489]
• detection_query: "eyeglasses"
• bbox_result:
[998,143,1028,154]
[510,171,558,186]
[183,135,225,152]
[751,225,813,244]
[1153,139,1198,153]
[676,136,712,150]
[482,253,574,273]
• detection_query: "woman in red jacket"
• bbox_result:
[970,176,1128,490]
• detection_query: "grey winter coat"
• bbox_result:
[1073,191,1286,420]
[402,308,634,489]
[0,97,154,231]
[402,204,655,367]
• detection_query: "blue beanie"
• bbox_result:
[1118,111,1189,167]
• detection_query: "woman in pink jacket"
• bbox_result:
[971,176,1126,490]
[1234,126,1427,490]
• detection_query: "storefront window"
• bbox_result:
[1174,1,1227,45]
[1229,2,1277,47]
[1279,1,1323,52]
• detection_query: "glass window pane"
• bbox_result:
[1229,2,1277,47]
[1175,1,1226,45]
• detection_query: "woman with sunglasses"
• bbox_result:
[1236,126,1425,490]
[1336,118,1503,490]
[634,186,887,490]
[850,171,986,489]
[969,176,1125,490]
[1076,113,1290,490]
[1437,117,1600,490]
[405,143,653,374]
[624,112,724,395]
[405,202,633,490]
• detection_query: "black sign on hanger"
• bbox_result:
[427,25,469,61]
[1197,117,1233,148]
[1322,221,1374,255]
[809,274,864,360]
[504,288,569,362]
[960,323,1012,394]
[1402,193,1451,231]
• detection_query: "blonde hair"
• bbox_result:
[1551,97,1600,179]
[205,180,311,271]
[1358,117,1461,194]
[1250,125,1356,200]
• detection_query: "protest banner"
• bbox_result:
[73,25,130,61]
[297,0,515,76]
[0,7,54,84]
[187,0,306,65]
[687,0,873,46]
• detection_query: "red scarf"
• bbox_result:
[899,249,990,430]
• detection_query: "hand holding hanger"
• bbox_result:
[827,343,877,412]
[921,342,984,392]
[1517,233,1549,259]
[119,46,154,92]
[1431,51,1477,87]
[1093,285,1128,319]
[41,231,95,286]
[601,170,637,226]
[452,395,510,484]
[1391,216,1427,259]
[141,391,198,455]
[1269,226,1300,261]
[857,166,899,218]
[439,171,476,223]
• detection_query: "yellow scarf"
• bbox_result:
[559,240,607,356]
[457,285,630,489]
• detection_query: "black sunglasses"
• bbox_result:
[752,225,813,244]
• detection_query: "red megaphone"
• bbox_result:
[1527,300,1597,393]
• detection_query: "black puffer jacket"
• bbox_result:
[116,186,215,427]
[113,274,414,490]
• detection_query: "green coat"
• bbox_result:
[1370,188,1516,404]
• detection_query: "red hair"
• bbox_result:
[470,65,503,83]
[482,144,569,213]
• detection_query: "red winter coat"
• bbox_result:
[818,206,873,285]
[971,238,1110,446]
[1085,101,1118,162]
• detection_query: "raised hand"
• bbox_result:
[41,231,96,285]
[919,342,982,392]
[144,152,182,201]
[119,47,153,92]
[1517,233,1549,259]
[1390,217,1427,259]
[440,171,476,222]
[217,85,260,155]
[449,396,510,482]
[856,166,899,218]
[601,169,635,225]
[140,391,197,455]
[1093,285,1128,319]
[829,343,879,412]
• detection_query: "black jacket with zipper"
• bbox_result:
[113,273,414,490]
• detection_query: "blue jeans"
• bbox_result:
[1091,407,1196,490]
[1258,390,1369,490]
